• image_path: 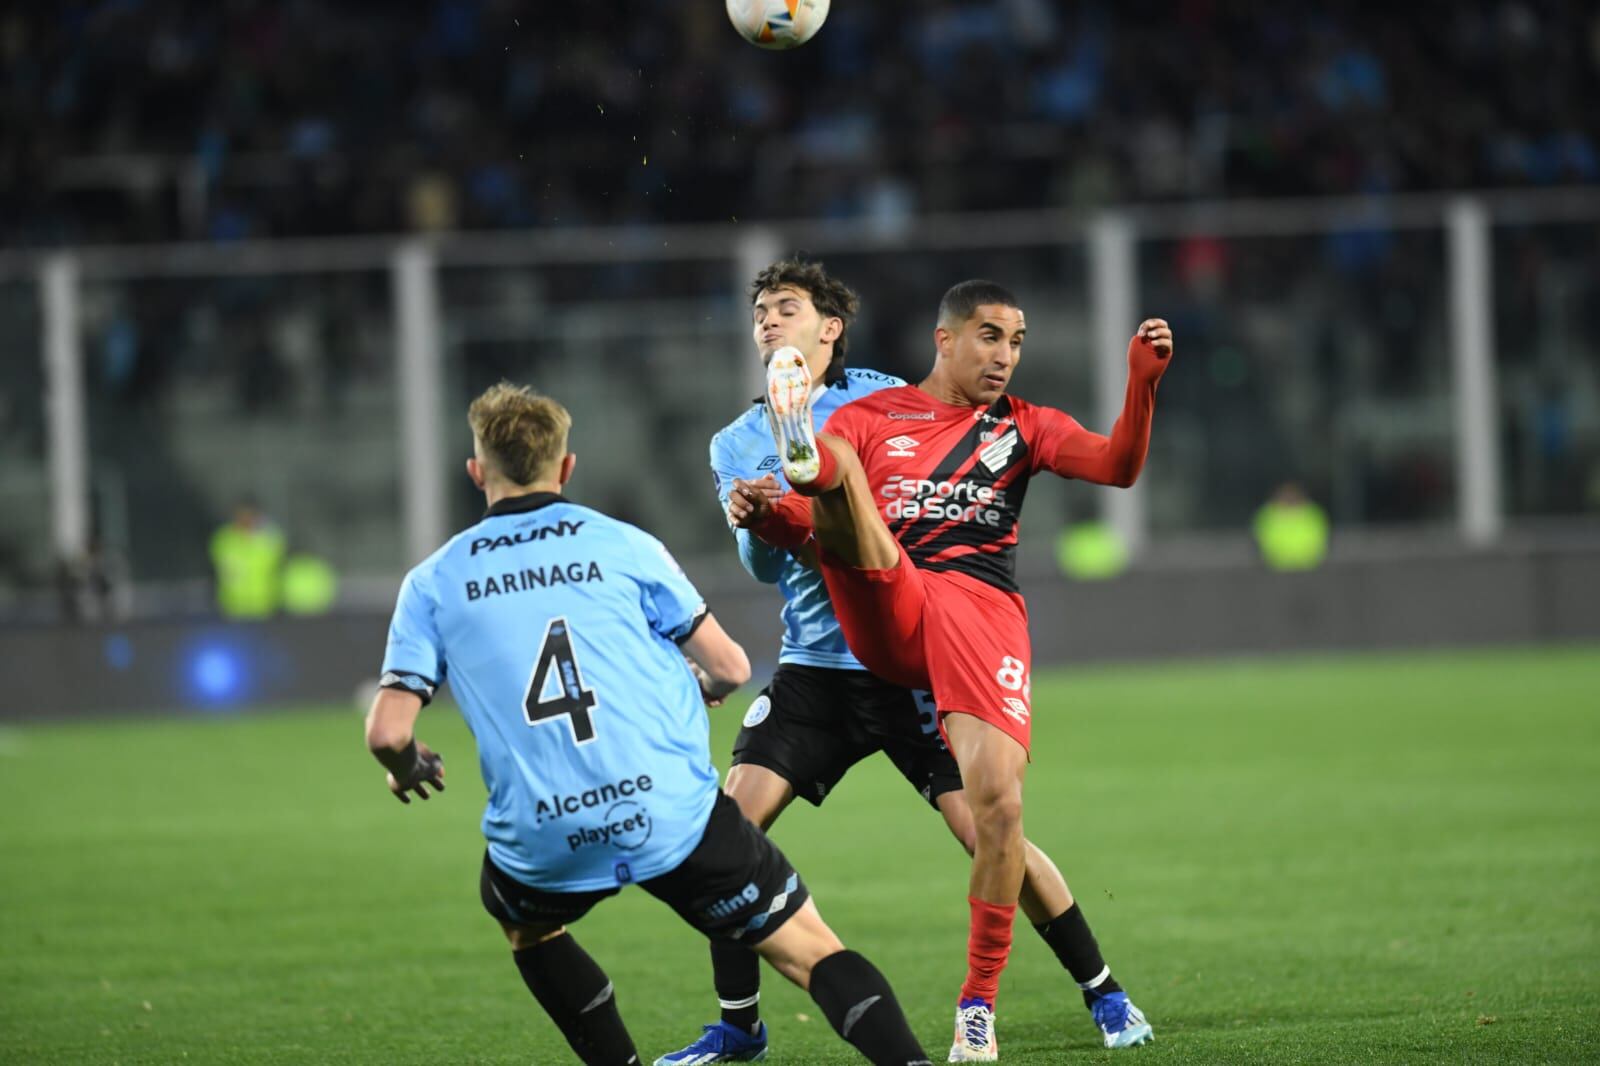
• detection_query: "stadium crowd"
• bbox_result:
[2,0,1597,246]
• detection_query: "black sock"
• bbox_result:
[809,950,932,1066]
[711,938,763,1034]
[1035,903,1124,1006]
[512,934,640,1065]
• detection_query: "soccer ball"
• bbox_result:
[726,0,830,50]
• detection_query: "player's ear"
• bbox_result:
[934,325,953,359]
[466,456,486,490]
[558,453,577,487]
[820,315,843,344]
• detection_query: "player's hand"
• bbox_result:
[686,659,725,707]
[1129,319,1173,382]
[727,474,781,529]
[387,741,445,804]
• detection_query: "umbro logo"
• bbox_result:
[886,435,919,457]
[757,455,780,471]
[1000,697,1030,724]
[888,411,935,421]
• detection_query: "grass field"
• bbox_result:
[2,646,1597,1064]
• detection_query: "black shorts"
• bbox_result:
[480,791,810,946]
[731,663,964,808]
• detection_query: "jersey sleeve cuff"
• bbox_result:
[672,604,710,645]
[379,671,438,706]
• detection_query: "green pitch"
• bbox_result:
[2,646,1597,1064]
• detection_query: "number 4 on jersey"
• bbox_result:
[524,617,599,744]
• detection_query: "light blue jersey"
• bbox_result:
[380,492,717,893]
[709,367,905,670]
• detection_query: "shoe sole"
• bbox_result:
[652,1049,767,1065]
[765,348,820,486]
[1105,1022,1153,1049]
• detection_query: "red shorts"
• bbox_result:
[819,542,1034,751]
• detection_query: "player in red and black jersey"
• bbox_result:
[729,280,1172,1059]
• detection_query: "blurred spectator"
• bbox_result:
[1,2,1595,247]
[1253,482,1330,571]
[1055,520,1129,581]
[281,552,339,615]
[209,501,285,619]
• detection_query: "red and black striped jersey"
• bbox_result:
[822,386,1096,595]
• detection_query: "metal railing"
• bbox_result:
[3,185,1598,609]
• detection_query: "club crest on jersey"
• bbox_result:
[1000,697,1031,724]
[743,694,772,728]
[886,434,919,457]
[978,428,1019,471]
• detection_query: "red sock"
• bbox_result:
[791,437,841,496]
[960,896,1016,1006]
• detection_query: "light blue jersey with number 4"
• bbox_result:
[380,492,717,892]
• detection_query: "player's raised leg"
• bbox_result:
[941,713,1029,1062]
[764,347,901,571]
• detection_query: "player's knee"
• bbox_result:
[756,912,844,990]
[969,783,1024,841]
[723,764,789,829]
[817,432,856,468]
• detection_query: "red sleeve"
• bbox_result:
[751,491,815,550]
[1035,349,1162,487]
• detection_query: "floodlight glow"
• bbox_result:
[183,642,250,707]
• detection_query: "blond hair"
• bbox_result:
[467,382,572,485]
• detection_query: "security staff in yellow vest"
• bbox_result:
[1253,483,1329,571]
[209,502,286,618]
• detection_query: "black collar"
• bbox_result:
[484,491,565,518]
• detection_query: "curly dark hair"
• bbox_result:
[748,257,860,385]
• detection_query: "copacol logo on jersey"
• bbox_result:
[566,800,653,854]
[743,694,772,728]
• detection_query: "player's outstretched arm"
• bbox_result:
[1048,319,1173,488]
[713,457,788,583]
[728,474,815,550]
[732,525,787,583]
[365,687,445,804]
[682,613,752,704]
